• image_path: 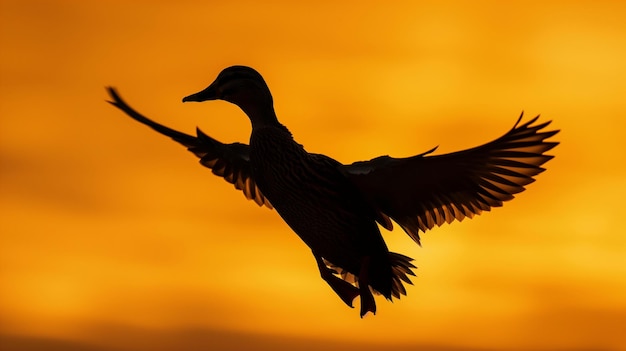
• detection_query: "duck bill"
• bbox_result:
[182,84,219,102]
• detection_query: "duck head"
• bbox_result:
[183,66,277,126]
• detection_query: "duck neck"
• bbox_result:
[243,104,282,130]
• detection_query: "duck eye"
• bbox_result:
[220,88,234,99]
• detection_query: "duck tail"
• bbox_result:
[387,252,416,299]
[323,252,416,301]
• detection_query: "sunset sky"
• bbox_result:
[1,1,625,350]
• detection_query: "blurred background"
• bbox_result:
[1,1,625,350]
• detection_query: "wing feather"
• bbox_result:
[106,87,272,209]
[342,113,558,244]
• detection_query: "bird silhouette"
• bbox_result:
[106,65,559,317]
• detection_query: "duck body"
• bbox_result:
[106,65,559,317]
[249,125,394,299]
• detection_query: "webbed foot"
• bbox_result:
[313,252,360,308]
[358,256,376,317]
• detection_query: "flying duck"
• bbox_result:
[106,65,559,317]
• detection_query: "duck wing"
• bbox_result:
[106,87,272,209]
[341,114,558,245]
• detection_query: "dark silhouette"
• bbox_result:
[106,65,559,317]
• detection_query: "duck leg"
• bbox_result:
[358,256,376,317]
[313,252,360,308]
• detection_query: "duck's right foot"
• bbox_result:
[313,253,360,308]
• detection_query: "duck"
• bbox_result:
[106,65,559,317]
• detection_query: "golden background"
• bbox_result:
[1,1,625,350]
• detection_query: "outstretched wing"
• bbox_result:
[342,114,558,245]
[106,87,272,209]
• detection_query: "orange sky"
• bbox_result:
[1,1,625,350]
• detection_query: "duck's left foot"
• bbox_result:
[358,256,376,317]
